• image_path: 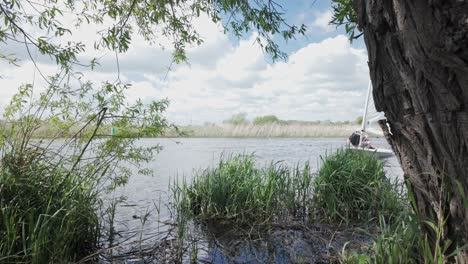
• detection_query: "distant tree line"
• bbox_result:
[222,113,360,126]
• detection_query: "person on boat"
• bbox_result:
[360,133,375,149]
[348,131,361,147]
[348,131,375,149]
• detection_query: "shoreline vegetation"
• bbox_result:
[170,150,456,263]
[165,122,357,138]
[2,124,462,262]
[11,114,360,139]
[2,93,462,262]
[167,114,359,138]
[26,122,358,139]
[0,83,170,262]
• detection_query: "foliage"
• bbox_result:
[252,115,280,125]
[223,112,248,126]
[0,0,307,260]
[172,154,313,225]
[172,152,467,262]
[313,149,404,223]
[0,150,99,263]
[355,116,363,125]
[0,75,169,261]
[330,0,360,41]
[0,0,306,71]
[0,1,307,258]
[341,211,421,263]
[341,180,467,263]
[341,212,467,263]
[174,122,356,138]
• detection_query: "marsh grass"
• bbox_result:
[0,78,171,262]
[340,205,465,263]
[172,150,403,229]
[0,150,99,263]
[167,123,356,138]
[170,150,411,262]
[341,178,468,263]
[171,149,467,262]
[32,121,357,138]
[172,154,314,226]
[313,148,404,223]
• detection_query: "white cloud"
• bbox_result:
[216,34,266,82]
[155,34,369,124]
[311,10,334,32]
[0,61,61,107]
[0,14,369,124]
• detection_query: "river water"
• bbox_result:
[106,138,403,262]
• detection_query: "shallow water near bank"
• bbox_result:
[104,138,403,262]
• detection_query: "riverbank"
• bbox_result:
[24,122,357,139]
[165,123,357,138]
[164,150,413,263]
[2,137,457,262]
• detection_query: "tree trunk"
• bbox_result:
[354,0,468,261]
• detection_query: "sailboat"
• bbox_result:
[349,82,394,159]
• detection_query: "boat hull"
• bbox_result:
[349,147,394,159]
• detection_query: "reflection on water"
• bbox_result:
[106,138,403,261]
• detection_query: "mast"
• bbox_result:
[361,81,372,132]
[359,81,372,146]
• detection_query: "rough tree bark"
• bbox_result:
[354,0,468,261]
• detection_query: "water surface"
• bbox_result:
[107,138,403,261]
[111,138,401,233]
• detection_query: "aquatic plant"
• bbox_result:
[169,123,356,138]
[172,154,314,225]
[0,150,100,263]
[172,150,466,262]
[313,148,404,223]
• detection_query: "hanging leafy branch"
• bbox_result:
[0,0,306,71]
[330,0,361,41]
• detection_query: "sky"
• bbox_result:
[0,0,369,125]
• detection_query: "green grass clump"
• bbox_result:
[313,148,403,223]
[342,211,421,263]
[0,151,99,263]
[342,179,467,263]
[173,154,313,225]
[252,115,280,125]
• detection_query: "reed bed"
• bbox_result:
[28,122,357,138]
[0,80,170,262]
[313,149,405,223]
[166,123,356,138]
[171,150,443,262]
[172,154,314,226]
[173,150,402,228]
[0,150,99,263]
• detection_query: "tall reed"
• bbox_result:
[166,123,357,138]
[172,154,314,226]
[0,150,99,263]
[0,77,170,262]
[313,148,404,223]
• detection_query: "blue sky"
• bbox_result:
[0,1,370,124]
[272,0,365,52]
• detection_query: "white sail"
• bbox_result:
[361,82,385,137]
[349,81,394,159]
